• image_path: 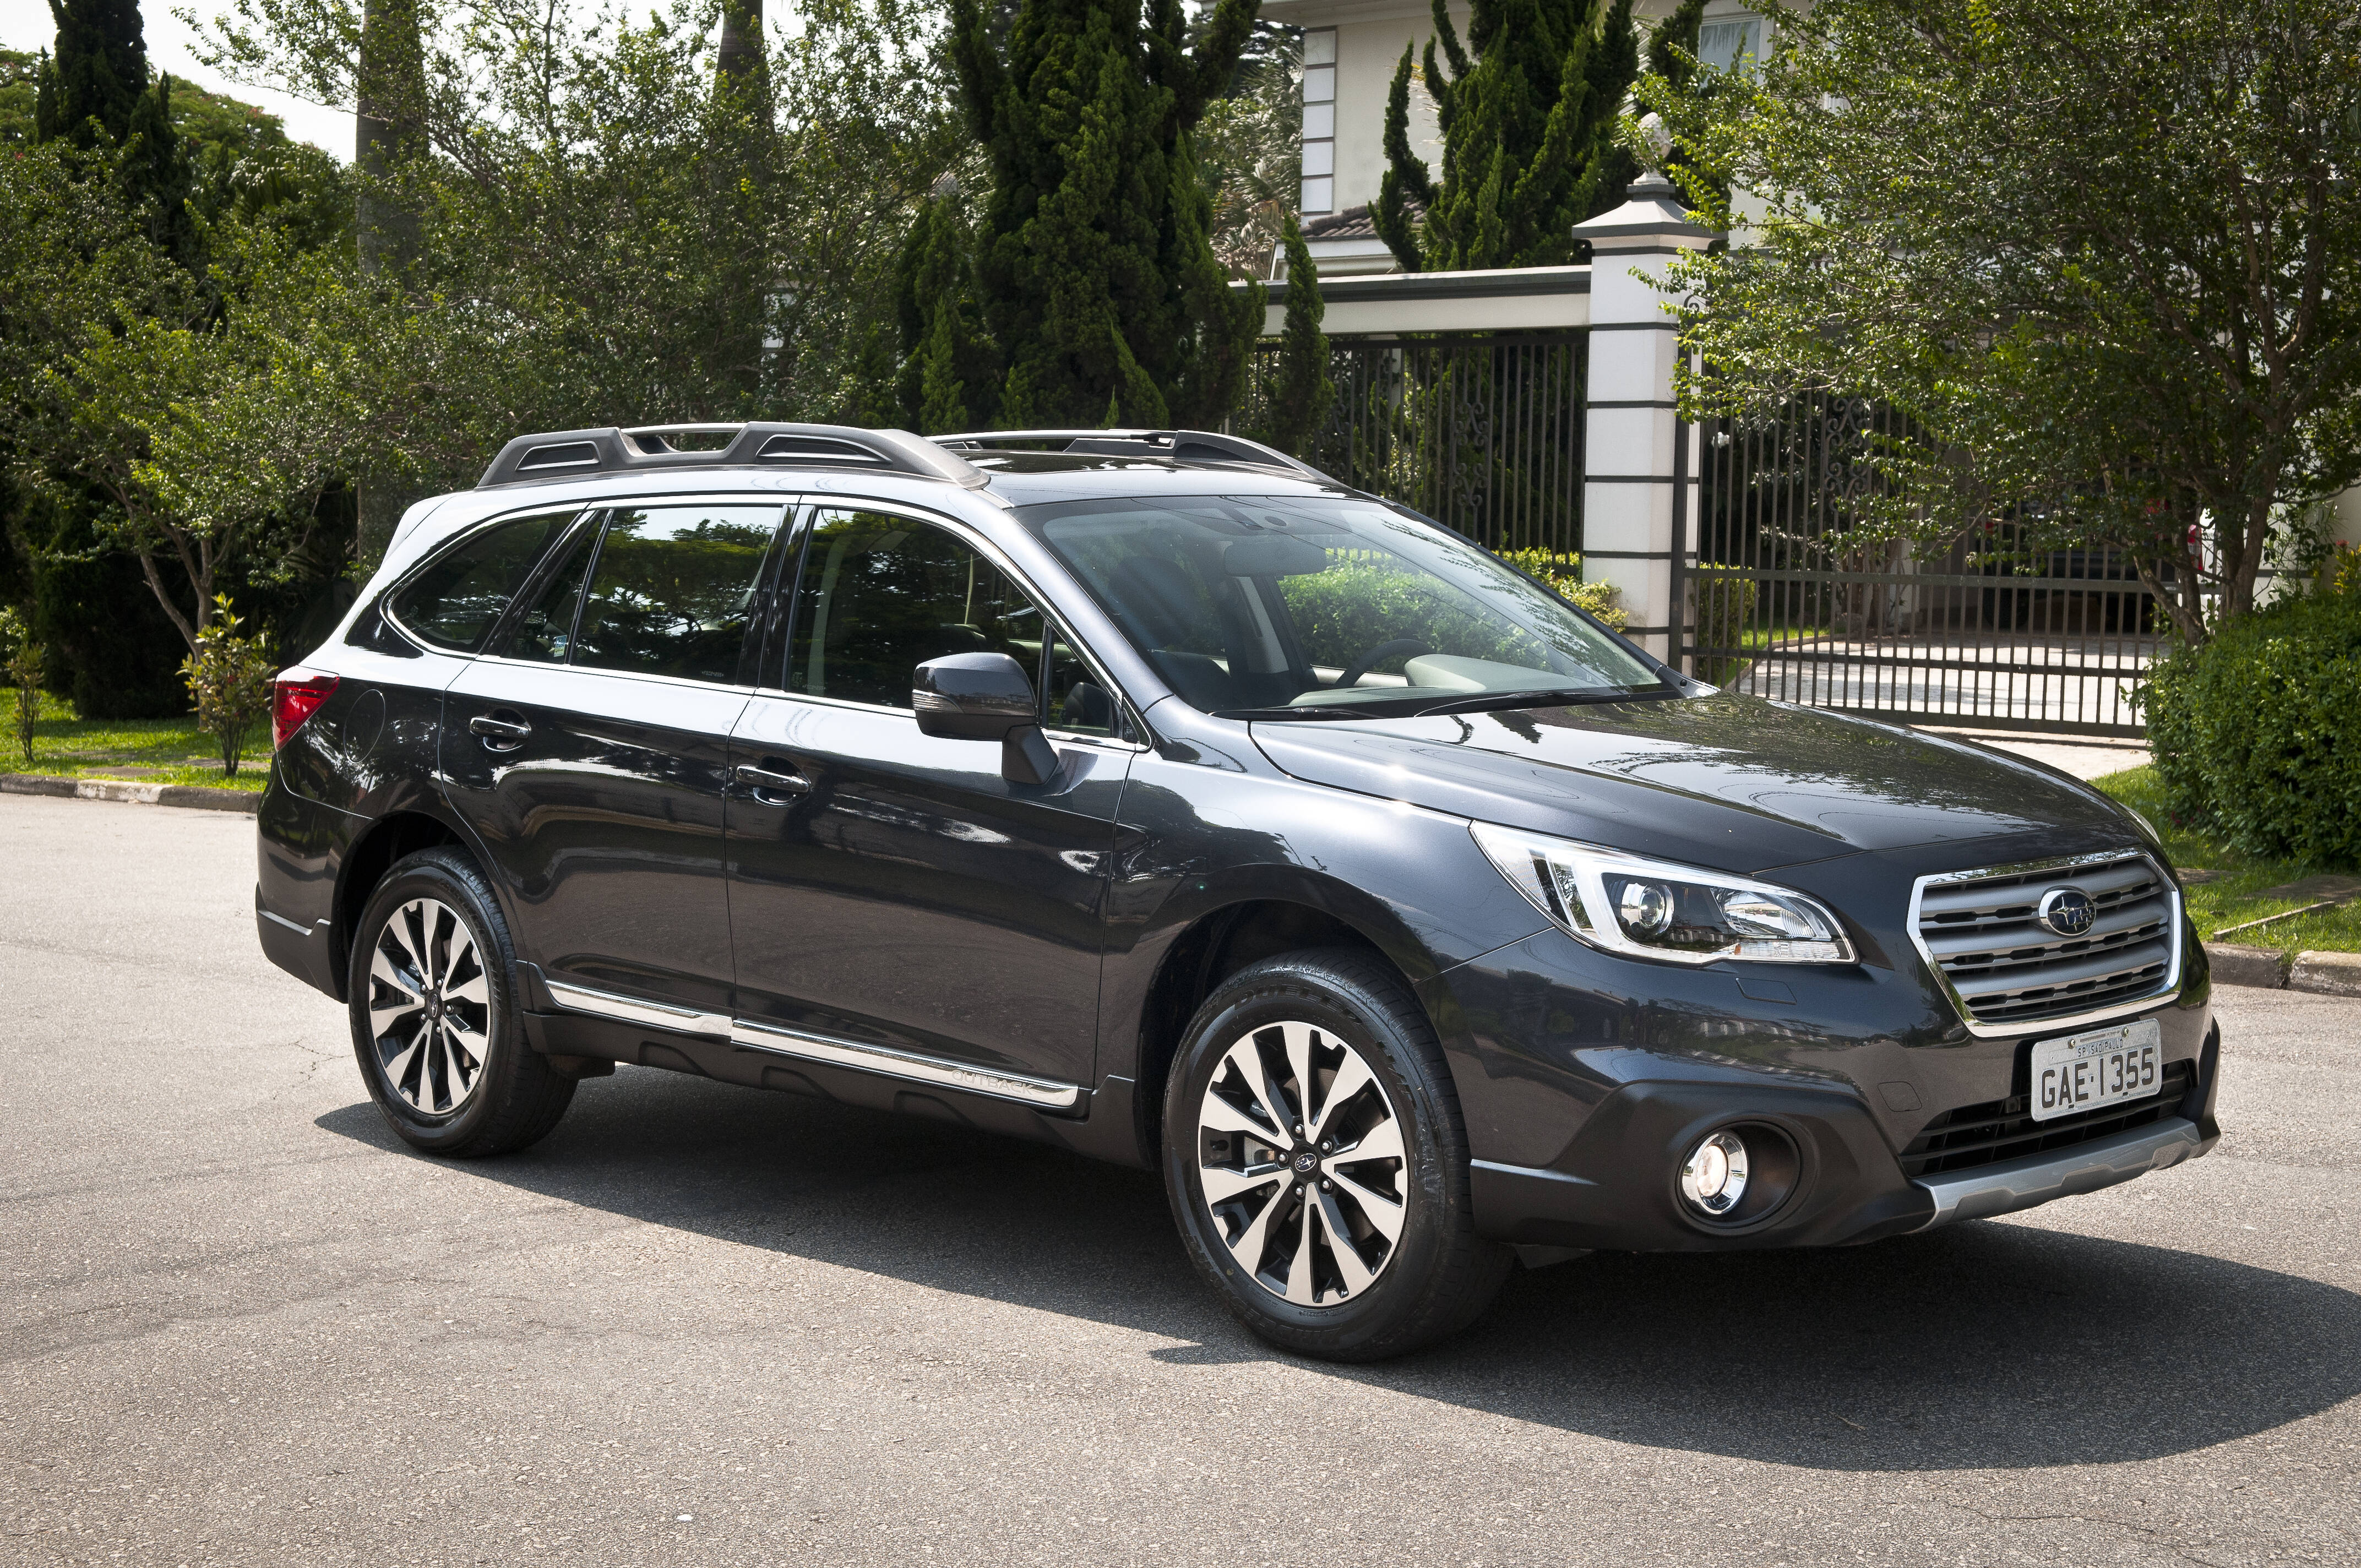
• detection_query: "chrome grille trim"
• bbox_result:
[1907,850,2183,1038]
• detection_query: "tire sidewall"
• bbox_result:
[1162,956,1468,1355]
[348,850,526,1155]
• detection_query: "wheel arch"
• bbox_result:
[330,806,488,999]
[1117,876,1445,1167]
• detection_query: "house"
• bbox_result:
[1258,0,1769,274]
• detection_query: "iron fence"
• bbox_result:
[1683,396,2162,738]
[1241,331,1586,556]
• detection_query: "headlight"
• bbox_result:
[1471,823,1857,966]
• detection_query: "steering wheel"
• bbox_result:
[1335,639,1431,690]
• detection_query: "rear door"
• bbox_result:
[442,498,790,1023]
[723,503,1135,1098]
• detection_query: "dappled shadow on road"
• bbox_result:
[318,1066,2361,1473]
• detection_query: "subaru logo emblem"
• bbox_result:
[2038,886,2097,938]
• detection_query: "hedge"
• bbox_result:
[2142,570,2361,867]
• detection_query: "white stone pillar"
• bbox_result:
[1572,174,1718,665]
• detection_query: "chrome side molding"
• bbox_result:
[545,979,731,1039]
[1913,1117,2205,1230]
[541,979,1082,1112]
[730,1019,1082,1111]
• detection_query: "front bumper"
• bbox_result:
[1429,924,2219,1253]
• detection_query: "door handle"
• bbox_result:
[469,711,531,749]
[735,764,812,801]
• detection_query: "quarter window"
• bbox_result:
[571,504,784,684]
[389,509,581,652]
[499,520,597,665]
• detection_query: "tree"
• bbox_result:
[1373,0,1639,272]
[34,0,147,147]
[937,0,1265,428]
[1194,24,1301,280]
[1646,0,2361,641]
[1256,217,1332,457]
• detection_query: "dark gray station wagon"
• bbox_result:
[255,423,2218,1360]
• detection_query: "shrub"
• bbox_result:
[1494,548,1628,630]
[179,596,276,778]
[2140,576,2361,867]
[2,607,40,767]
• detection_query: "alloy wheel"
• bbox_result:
[1194,1020,1408,1307]
[367,897,492,1115]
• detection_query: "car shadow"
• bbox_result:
[317,1067,2361,1473]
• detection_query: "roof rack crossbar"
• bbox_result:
[476,422,990,491]
[929,428,1330,481]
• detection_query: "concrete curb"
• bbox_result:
[2289,950,2361,998]
[2204,940,2359,997]
[1,772,260,815]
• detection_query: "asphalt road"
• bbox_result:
[4,792,2358,1567]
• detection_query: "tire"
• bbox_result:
[347,847,574,1158]
[1162,947,1512,1361]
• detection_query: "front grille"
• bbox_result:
[1912,852,2180,1031]
[1900,1058,2194,1179]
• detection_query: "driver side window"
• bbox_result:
[786,510,1043,710]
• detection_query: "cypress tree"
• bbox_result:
[119,73,198,269]
[1259,217,1332,458]
[1372,0,1639,272]
[934,0,1264,429]
[1590,0,1707,214]
[34,0,148,148]
[896,192,1002,432]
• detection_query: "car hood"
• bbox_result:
[1248,694,2140,875]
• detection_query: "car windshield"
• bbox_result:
[1022,495,1668,717]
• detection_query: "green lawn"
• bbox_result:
[1,687,269,791]
[2091,764,2360,956]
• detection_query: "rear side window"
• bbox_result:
[389,510,581,652]
[572,504,784,684]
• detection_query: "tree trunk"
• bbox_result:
[357,0,426,565]
[716,0,764,95]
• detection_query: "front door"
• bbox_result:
[726,505,1133,1095]
[442,499,788,1021]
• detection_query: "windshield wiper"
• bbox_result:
[1412,685,1675,718]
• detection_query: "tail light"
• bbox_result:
[273,668,341,749]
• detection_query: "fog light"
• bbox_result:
[1679,1130,1750,1217]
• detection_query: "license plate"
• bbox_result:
[2030,1017,2164,1121]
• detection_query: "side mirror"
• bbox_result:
[913,652,1060,786]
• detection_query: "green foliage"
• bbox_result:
[2,606,41,765]
[941,0,1265,427]
[2141,578,2361,867]
[35,0,149,148]
[1647,0,2361,643]
[1689,571,1754,684]
[1494,547,1624,628]
[1254,219,1332,458]
[896,190,1000,433]
[1194,33,1301,280]
[178,594,274,776]
[1374,0,1640,271]
[1279,557,1553,674]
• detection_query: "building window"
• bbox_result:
[1301,28,1336,214]
[1697,13,1763,73]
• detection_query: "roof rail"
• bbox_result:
[475,422,991,491]
[931,428,1331,481]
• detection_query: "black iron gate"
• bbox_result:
[1241,331,1586,556]
[1679,398,2161,738]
